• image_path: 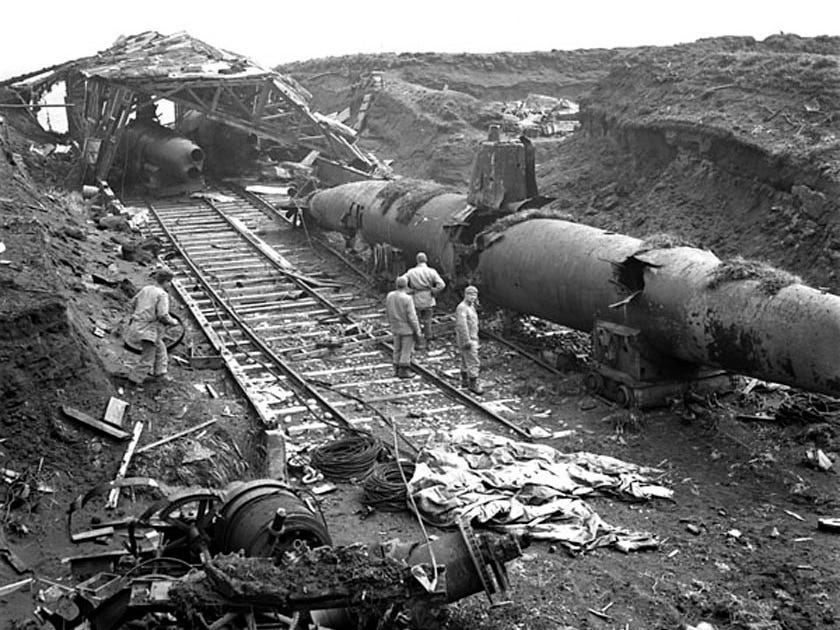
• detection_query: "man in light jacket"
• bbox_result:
[403,252,445,349]
[385,275,423,378]
[454,285,483,395]
[127,268,179,384]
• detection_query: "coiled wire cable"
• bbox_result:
[309,432,383,481]
[362,461,417,511]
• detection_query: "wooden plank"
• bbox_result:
[70,527,115,543]
[61,405,130,440]
[135,419,217,454]
[103,397,129,428]
[106,421,144,509]
[0,578,33,597]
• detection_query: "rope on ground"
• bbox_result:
[391,416,439,591]
[361,461,416,511]
[309,432,383,482]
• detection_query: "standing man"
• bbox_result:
[127,268,179,384]
[403,252,445,349]
[455,285,483,395]
[385,275,423,378]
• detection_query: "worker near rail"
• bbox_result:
[127,268,179,384]
[385,275,423,379]
[455,285,484,395]
[402,252,446,349]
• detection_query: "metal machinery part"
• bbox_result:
[214,480,332,559]
[585,319,733,408]
[41,479,527,630]
[123,311,186,354]
[307,132,840,403]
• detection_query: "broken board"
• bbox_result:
[103,397,128,427]
[61,405,130,440]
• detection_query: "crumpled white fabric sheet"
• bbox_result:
[408,429,672,552]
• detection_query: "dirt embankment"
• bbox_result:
[278,49,615,185]
[0,119,120,488]
[543,34,840,288]
[284,35,840,289]
[0,114,256,623]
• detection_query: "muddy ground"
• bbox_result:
[1,33,839,630]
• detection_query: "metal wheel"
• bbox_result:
[583,371,604,394]
[139,490,223,555]
[616,385,635,409]
[124,311,186,354]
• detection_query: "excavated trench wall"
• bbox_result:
[579,108,840,287]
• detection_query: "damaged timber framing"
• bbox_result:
[0,31,383,186]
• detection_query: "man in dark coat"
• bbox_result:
[385,275,423,378]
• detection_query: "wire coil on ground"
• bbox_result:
[310,433,383,482]
[362,461,416,512]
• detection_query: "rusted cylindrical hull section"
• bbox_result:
[631,246,840,394]
[476,219,642,330]
[308,180,470,276]
[120,120,205,183]
[477,218,840,395]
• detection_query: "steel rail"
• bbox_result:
[233,185,371,281]
[228,189,532,437]
[144,199,355,430]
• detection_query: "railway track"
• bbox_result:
[134,187,563,461]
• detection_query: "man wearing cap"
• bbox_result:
[403,252,446,349]
[385,275,423,378]
[455,285,484,395]
[127,268,179,384]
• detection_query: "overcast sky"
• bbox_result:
[2,0,838,80]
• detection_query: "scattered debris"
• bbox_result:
[136,419,217,454]
[805,447,833,471]
[103,397,128,428]
[106,421,144,508]
[706,256,801,295]
[0,577,33,598]
[0,531,28,573]
[816,518,840,533]
[69,527,114,543]
[784,509,805,522]
[61,405,130,440]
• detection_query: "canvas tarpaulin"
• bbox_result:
[408,429,673,552]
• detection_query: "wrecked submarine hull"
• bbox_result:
[308,178,470,277]
[476,218,840,395]
[118,119,205,189]
[309,186,840,397]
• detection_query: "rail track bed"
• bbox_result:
[133,187,568,462]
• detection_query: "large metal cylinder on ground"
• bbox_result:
[476,217,840,395]
[308,179,472,277]
[119,119,205,185]
[214,480,331,559]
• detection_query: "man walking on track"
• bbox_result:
[403,252,445,349]
[455,285,484,395]
[385,275,423,379]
